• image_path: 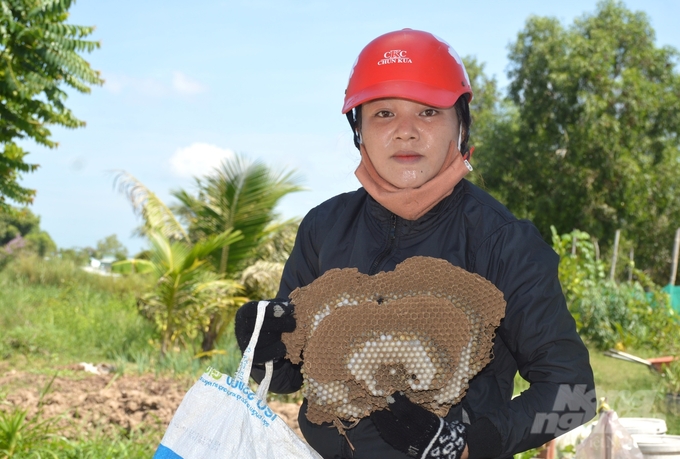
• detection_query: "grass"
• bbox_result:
[0,404,161,459]
[0,406,65,458]
[588,346,680,434]
[0,255,243,378]
[57,428,162,459]
[516,347,679,432]
[0,273,155,367]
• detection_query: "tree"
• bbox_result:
[240,218,300,299]
[1,0,103,207]
[0,205,55,262]
[93,234,128,261]
[114,173,245,357]
[460,56,513,192]
[477,0,680,284]
[173,154,304,351]
[0,205,39,244]
[117,230,244,357]
[115,160,303,354]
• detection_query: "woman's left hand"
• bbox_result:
[370,392,468,459]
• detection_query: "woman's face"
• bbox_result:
[360,98,460,189]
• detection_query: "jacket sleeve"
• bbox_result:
[278,207,322,300]
[250,209,322,394]
[466,220,596,459]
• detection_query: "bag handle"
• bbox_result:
[235,300,275,398]
[256,361,274,399]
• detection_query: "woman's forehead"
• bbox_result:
[362,97,456,110]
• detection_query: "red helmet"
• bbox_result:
[342,29,473,114]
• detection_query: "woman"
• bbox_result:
[235,29,595,459]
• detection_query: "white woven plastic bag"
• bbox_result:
[575,410,643,459]
[153,300,322,459]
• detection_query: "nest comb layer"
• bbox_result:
[282,256,506,425]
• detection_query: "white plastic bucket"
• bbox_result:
[633,435,680,459]
[619,418,668,435]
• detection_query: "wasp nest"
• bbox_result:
[282,256,506,426]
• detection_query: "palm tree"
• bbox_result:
[239,218,301,299]
[113,172,246,356]
[118,231,244,356]
[173,154,304,351]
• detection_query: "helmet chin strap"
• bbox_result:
[459,122,473,171]
[346,110,362,149]
[457,123,463,151]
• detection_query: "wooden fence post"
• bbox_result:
[671,227,680,286]
[609,229,621,282]
[628,247,634,282]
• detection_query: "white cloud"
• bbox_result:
[172,71,206,95]
[103,73,167,97]
[170,143,234,178]
[102,72,206,97]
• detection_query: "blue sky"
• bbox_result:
[19,0,680,255]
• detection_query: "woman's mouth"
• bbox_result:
[392,152,422,163]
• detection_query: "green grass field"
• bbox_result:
[1,256,678,457]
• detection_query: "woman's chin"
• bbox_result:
[378,170,429,189]
[390,176,431,189]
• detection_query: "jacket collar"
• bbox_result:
[365,179,467,232]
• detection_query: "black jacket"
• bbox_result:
[254,180,595,459]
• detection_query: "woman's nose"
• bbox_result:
[394,116,418,141]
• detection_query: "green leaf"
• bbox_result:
[114,171,190,242]
[1,0,102,205]
[475,0,680,285]
[111,258,155,274]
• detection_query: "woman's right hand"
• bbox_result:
[234,299,296,364]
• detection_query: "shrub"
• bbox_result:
[570,280,677,351]
[662,360,680,395]
[552,227,678,352]
[551,226,606,304]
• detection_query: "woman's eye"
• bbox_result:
[375,110,393,118]
[421,108,438,116]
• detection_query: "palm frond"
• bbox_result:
[111,258,154,274]
[113,170,189,242]
[251,218,301,263]
[189,229,243,262]
[172,153,304,275]
[240,260,285,299]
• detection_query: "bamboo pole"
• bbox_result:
[609,229,621,282]
[671,227,680,286]
[605,413,612,459]
[628,247,634,282]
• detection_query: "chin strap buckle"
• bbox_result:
[462,146,475,172]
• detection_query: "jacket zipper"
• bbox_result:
[368,214,398,275]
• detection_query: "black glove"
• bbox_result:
[371,392,467,459]
[234,299,296,365]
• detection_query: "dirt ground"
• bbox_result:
[0,365,304,440]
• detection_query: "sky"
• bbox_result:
[17,0,680,255]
